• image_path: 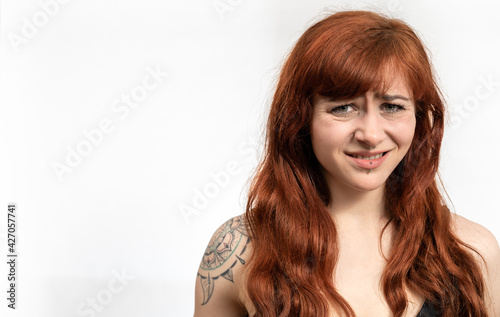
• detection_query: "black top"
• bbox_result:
[416,299,439,317]
[242,299,440,316]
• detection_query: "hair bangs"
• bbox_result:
[308,26,419,104]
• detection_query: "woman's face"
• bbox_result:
[310,76,416,193]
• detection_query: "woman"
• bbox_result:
[194,10,500,317]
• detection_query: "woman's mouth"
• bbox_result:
[346,152,388,160]
[345,151,391,170]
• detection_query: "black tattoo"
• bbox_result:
[197,215,250,305]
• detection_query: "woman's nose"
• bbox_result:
[353,109,384,148]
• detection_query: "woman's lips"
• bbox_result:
[345,150,390,170]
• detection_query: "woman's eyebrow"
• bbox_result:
[376,93,410,101]
[323,96,361,102]
[320,94,410,103]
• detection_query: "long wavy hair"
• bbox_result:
[242,10,487,317]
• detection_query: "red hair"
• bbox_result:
[242,10,487,317]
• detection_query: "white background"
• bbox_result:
[1,0,499,316]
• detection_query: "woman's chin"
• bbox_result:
[348,177,387,192]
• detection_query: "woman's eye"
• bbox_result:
[330,104,354,116]
[383,103,406,112]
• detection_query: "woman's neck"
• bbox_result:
[327,184,390,233]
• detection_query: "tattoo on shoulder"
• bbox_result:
[197,215,250,305]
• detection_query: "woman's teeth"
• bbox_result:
[351,153,384,160]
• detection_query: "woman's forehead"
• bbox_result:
[375,76,413,100]
[314,78,414,102]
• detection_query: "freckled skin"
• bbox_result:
[310,77,416,193]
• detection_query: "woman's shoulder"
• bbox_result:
[449,212,500,316]
[194,214,252,317]
[450,212,499,255]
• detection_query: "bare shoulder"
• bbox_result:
[450,212,500,316]
[450,213,500,257]
[194,214,252,317]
